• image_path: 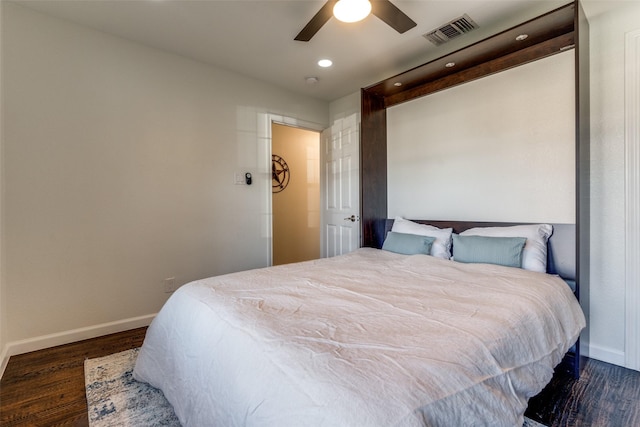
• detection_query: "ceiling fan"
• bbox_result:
[295,0,417,42]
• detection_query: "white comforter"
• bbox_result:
[133,248,585,427]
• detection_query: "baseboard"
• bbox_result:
[0,314,156,379]
[0,344,10,382]
[587,343,626,367]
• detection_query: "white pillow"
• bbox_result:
[460,224,553,273]
[391,217,453,259]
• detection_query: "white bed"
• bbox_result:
[133,246,585,426]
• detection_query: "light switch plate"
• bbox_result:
[234,172,245,185]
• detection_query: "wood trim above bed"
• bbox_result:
[363,4,575,108]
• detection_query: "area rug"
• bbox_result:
[85,348,548,427]
[85,348,180,426]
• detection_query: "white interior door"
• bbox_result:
[321,114,360,257]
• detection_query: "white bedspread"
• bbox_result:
[133,248,585,427]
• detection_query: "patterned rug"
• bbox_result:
[84,348,548,427]
[85,348,180,426]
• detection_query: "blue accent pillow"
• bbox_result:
[382,232,436,255]
[452,234,527,268]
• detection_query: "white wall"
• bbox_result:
[329,91,360,124]
[387,51,575,223]
[0,3,328,358]
[588,1,640,367]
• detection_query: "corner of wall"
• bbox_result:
[0,346,8,380]
[0,0,7,382]
[624,27,640,371]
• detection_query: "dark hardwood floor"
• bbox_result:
[0,327,147,426]
[526,357,640,426]
[1,327,639,426]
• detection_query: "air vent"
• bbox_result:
[423,14,478,46]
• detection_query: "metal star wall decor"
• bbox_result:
[272,154,290,193]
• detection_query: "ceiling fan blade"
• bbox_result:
[371,0,417,34]
[294,1,338,42]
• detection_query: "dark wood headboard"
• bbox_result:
[382,219,576,281]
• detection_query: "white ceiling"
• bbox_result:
[10,0,624,102]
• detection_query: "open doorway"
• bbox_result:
[271,123,320,265]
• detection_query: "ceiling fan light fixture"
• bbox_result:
[333,0,372,23]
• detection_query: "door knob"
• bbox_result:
[344,215,358,222]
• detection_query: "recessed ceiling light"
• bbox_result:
[516,34,529,41]
[445,62,456,68]
[305,77,319,85]
[318,59,333,68]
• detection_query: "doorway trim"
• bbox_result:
[261,113,325,266]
